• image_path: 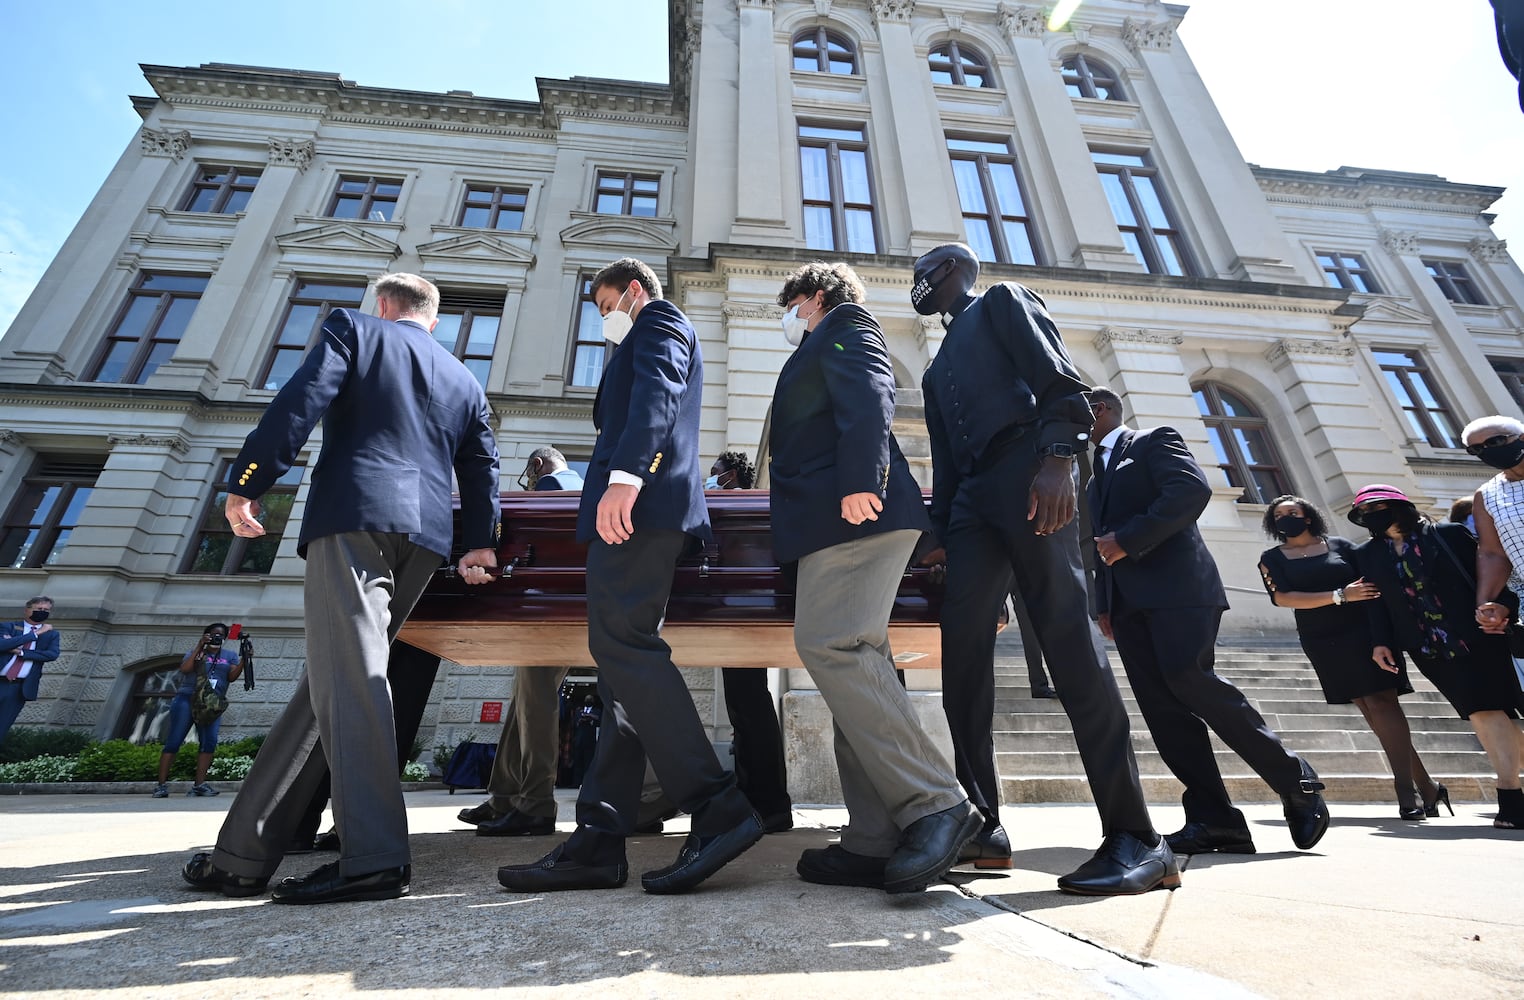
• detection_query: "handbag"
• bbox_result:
[1426,525,1524,657]
[192,666,230,728]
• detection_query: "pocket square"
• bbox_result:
[1114,457,1135,470]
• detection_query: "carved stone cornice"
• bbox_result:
[737,0,773,7]
[1469,237,1509,262]
[813,0,832,15]
[721,301,783,320]
[872,1,915,25]
[0,429,20,446]
[108,433,189,454]
[1380,230,1419,256]
[267,138,315,171]
[140,127,191,159]
[1264,338,1356,363]
[1123,18,1175,52]
[996,3,1045,38]
[1093,326,1183,351]
[944,11,963,33]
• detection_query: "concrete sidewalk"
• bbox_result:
[1,790,1520,998]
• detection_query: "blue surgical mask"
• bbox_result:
[704,475,721,489]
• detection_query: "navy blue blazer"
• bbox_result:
[768,303,929,565]
[1085,426,1227,614]
[0,622,59,701]
[229,308,500,560]
[578,299,710,545]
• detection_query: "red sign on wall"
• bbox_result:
[480,702,503,724]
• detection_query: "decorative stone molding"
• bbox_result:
[1469,237,1509,262]
[996,3,1045,38]
[1093,326,1183,350]
[1379,229,1419,256]
[1264,338,1356,363]
[107,433,189,454]
[0,429,20,446]
[737,0,772,8]
[140,127,191,159]
[813,0,833,16]
[944,11,963,33]
[721,301,783,320]
[1123,18,1174,52]
[267,138,315,171]
[871,1,914,25]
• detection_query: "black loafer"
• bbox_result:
[797,844,887,889]
[457,801,502,826]
[181,852,269,898]
[1058,833,1181,896]
[884,802,983,894]
[641,812,764,894]
[1032,685,1059,699]
[957,821,1013,869]
[1165,821,1256,856]
[498,842,627,892]
[270,862,410,904]
[313,829,341,852]
[761,810,794,834]
[1282,760,1330,851]
[476,809,556,838]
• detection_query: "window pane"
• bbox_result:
[1193,388,1211,415]
[264,350,303,391]
[297,283,364,303]
[1349,273,1374,293]
[140,274,209,293]
[464,358,491,389]
[41,530,71,565]
[1400,409,1428,441]
[799,125,863,141]
[433,313,463,352]
[1092,152,1147,167]
[367,202,395,222]
[838,149,870,204]
[595,193,624,214]
[630,194,658,217]
[374,182,402,197]
[154,297,199,342]
[1216,388,1253,417]
[633,178,658,193]
[988,162,1026,215]
[461,205,490,227]
[186,188,219,213]
[963,219,998,263]
[134,341,176,384]
[223,189,253,213]
[1002,221,1037,265]
[1373,350,1414,368]
[1233,427,1276,466]
[1120,231,1146,266]
[950,159,986,213]
[1098,173,1138,226]
[843,209,875,253]
[1383,370,1414,407]
[189,534,232,573]
[238,536,281,574]
[1154,235,1185,276]
[800,147,831,201]
[572,344,604,387]
[1432,411,1462,448]
[930,69,954,85]
[278,304,320,346]
[1132,176,1170,229]
[1094,83,1120,100]
[331,196,363,219]
[1205,426,1232,466]
[115,297,161,343]
[1407,372,1442,409]
[465,315,499,355]
[804,205,834,250]
[59,487,92,527]
[94,342,136,384]
[828,57,854,74]
[1249,469,1284,505]
[0,528,39,569]
[947,138,1009,154]
[794,55,818,72]
[494,208,524,230]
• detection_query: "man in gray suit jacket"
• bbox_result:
[182,272,501,904]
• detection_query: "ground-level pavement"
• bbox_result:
[1,790,1521,998]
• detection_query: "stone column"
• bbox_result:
[56,432,194,578]
[731,0,790,243]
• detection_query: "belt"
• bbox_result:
[972,424,1030,472]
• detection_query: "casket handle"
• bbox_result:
[501,543,536,579]
[699,556,709,578]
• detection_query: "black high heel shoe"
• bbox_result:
[1398,804,1425,821]
[1423,784,1453,818]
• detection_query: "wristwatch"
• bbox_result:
[1039,443,1077,460]
[1331,587,1346,606]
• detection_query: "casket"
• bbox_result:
[397,489,947,668]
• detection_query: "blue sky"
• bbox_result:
[1,0,1518,332]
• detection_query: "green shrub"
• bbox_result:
[207,755,253,781]
[216,735,265,759]
[74,740,163,782]
[0,755,78,782]
[0,727,93,764]
[401,760,429,782]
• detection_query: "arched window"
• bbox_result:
[1061,53,1125,100]
[929,41,991,88]
[116,660,185,743]
[793,28,857,75]
[1192,382,1293,505]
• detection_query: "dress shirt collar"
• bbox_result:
[1097,424,1131,454]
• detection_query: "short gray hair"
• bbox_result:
[374,273,440,322]
[1461,414,1524,443]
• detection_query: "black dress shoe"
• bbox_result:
[641,812,764,894]
[1058,833,1181,896]
[313,829,341,852]
[1032,685,1059,699]
[761,810,794,834]
[1282,760,1330,850]
[181,852,269,898]
[957,821,1013,869]
[497,842,627,892]
[633,806,680,835]
[271,861,410,904]
[457,801,502,826]
[1165,821,1256,855]
[797,844,887,889]
[476,809,556,838]
[884,801,983,894]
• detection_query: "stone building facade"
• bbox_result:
[3,2,1522,789]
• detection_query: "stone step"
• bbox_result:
[991,691,1455,714]
[999,774,1503,806]
[992,728,1484,755]
[997,748,1490,778]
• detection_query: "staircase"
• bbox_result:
[993,631,1501,805]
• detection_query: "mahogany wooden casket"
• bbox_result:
[397,489,947,669]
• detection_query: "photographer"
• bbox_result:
[152,622,250,797]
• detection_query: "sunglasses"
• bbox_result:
[1465,433,1517,457]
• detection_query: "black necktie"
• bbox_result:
[1093,444,1108,490]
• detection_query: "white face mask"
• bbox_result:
[781,298,820,346]
[602,288,634,345]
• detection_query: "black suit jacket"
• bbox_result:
[768,303,930,564]
[1355,521,1510,654]
[0,622,60,702]
[1086,426,1226,614]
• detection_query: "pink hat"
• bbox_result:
[1348,483,1413,526]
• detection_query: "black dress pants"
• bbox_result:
[940,446,1152,836]
[721,667,792,816]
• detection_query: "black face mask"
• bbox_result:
[1274,515,1309,538]
[1478,439,1524,471]
[27,610,49,623]
[1361,510,1397,537]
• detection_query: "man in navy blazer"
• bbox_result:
[0,596,60,744]
[499,258,761,896]
[182,273,501,904]
[1087,386,1329,855]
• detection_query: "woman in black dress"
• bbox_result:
[1259,496,1443,820]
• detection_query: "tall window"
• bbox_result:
[86,273,209,384]
[593,172,659,217]
[185,461,304,574]
[947,138,1037,265]
[181,166,261,214]
[570,275,607,388]
[1423,259,1487,305]
[929,42,991,88]
[1092,151,1191,276]
[1192,383,1292,505]
[792,28,857,74]
[1062,53,1125,100]
[118,662,185,744]
[326,175,402,221]
[1374,350,1462,448]
[259,280,367,391]
[799,124,877,254]
[0,457,104,569]
[1317,252,1381,293]
[458,184,528,230]
[1489,357,1524,412]
[434,292,503,389]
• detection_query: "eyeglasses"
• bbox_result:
[1465,433,1517,457]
